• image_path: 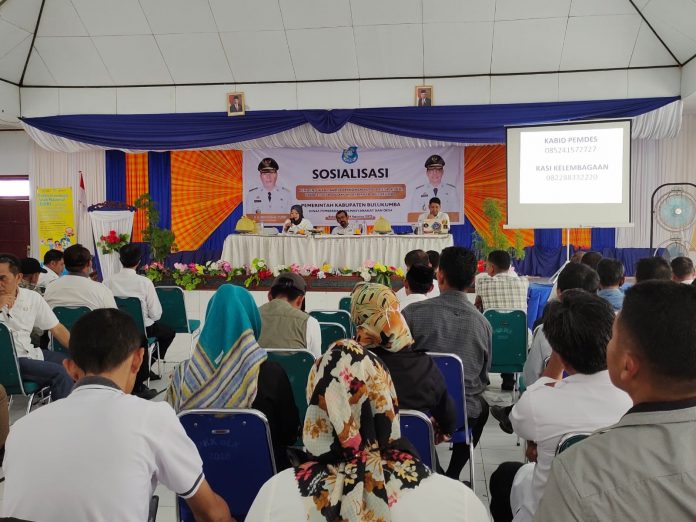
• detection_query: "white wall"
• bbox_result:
[0,130,31,176]
[19,67,682,116]
[0,80,20,126]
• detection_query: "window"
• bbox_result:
[0,179,30,198]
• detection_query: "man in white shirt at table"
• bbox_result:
[331,210,358,235]
[105,243,175,379]
[44,244,117,311]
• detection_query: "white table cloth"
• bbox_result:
[221,234,454,268]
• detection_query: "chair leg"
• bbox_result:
[156,342,162,375]
[469,441,476,492]
[147,352,152,387]
[25,393,35,416]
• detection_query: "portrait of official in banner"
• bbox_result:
[227,92,245,116]
[410,154,458,213]
[244,157,291,215]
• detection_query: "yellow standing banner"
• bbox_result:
[37,188,76,259]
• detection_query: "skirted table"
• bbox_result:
[221,233,454,268]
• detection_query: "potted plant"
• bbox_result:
[134,194,176,263]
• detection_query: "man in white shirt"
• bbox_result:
[1,308,233,522]
[395,249,439,302]
[105,244,175,379]
[671,256,695,285]
[257,274,321,357]
[331,210,358,235]
[0,254,73,400]
[37,249,63,289]
[44,244,117,310]
[399,264,434,311]
[489,290,631,522]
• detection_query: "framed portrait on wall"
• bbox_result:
[227,92,246,116]
[415,85,433,107]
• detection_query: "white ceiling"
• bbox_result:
[0,0,692,87]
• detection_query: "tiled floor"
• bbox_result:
[2,335,523,520]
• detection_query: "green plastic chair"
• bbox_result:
[52,306,91,353]
[484,309,528,401]
[319,322,347,354]
[266,349,316,442]
[338,297,351,314]
[310,310,353,338]
[555,432,591,455]
[155,286,201,354]
[115,296,160,383]
[0,323,51,415]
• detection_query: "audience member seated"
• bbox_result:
[351,282,456,443]
[44,244,117,310]
[426,249,441,291]
[37,249,63,289]
[493,263,600,434]
[671,256,695,284]
[257,273,321,357]
[489,290,631,522]
[167,284,299,471]
[0,253,73,400]
[536,281,696,520]
[395,249,437,302]
[402,246,491,480]
[246,340,489,522]
[399,264,435,310]
[635,256,672,282]
[579,250,603,270]
[596,258,626,311]
[546,250,590,303]
[105,243,175,379]
[0,385,8,464]
[18,258,45,295]
[1,309,233,522]
[475,249,529,391]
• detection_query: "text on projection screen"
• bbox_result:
[520,127,623,204]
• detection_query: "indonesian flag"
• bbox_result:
[78,171,86,210]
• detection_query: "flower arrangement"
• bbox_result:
[142,257,405,290]
[97,230,129,254]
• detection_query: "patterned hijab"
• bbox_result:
[166,284,267,411]
[350,282,413,352]
[296,340,430,521]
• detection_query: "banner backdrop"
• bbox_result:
[242,147,464,225]
[36,187,76,258]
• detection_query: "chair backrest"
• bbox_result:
[319,322,347,354]
[427,352,468,440]
[0,323,28,395]
[399,409,436,469]
[155,286,190,333]
[52,306,91,352]
[555,432,591,455]
[338,296,351,314]
[265,349,316,427]
[484,309,528,373]
[115,296,147,335]
[310,310,353,337]
[177,409,276,521]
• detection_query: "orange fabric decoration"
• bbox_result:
[125,153,149,242]
[562,229,592,249]
[464,145,534,248]
[171,150,243,251]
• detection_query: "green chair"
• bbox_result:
[319,322,347,354]
[266,348,316,441]
[555,432,591,455]
[0,323,51,415]
[484,309,528,401]
[115,296,160,383]
[310,310,353,338]
[155,286,201,355]
[52,306,91,353]
[338,297,351,314]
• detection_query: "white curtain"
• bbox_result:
[89,210,134,281]
[28,144,106,257]
[617,113,696,248]
[20,100,683,153]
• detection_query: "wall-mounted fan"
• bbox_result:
[650,184,696,260]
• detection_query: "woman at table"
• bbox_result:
[166,284,300,471]
[283,204,314,234]
[417,197,450,231]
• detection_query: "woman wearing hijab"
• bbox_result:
[167,284,300,470]
[283,204,314,234]
[351,282,456,443]
[247,340,488,521]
